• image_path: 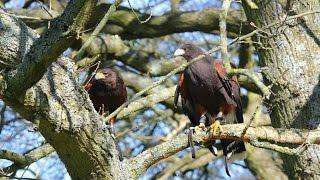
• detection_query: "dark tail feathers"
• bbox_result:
[224,156,231,177]
[221,140,246,177]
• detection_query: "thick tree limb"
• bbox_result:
[0,3,130,179]
[12,4,251,39]
[129,124,320,177]
[4,0,98,96]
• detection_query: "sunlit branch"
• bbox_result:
[0,144,55,175]
[129,124,320,177]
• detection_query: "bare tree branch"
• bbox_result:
[4,0,98,96]
[157,149,221,180]
[12,4,251,39]
[0,144,53,166]
[73,0,121,61]
[1,4,320,179]
[0,144,55,175]
[117,86,175,119]
[220,0,232,71]
[129,124,320,177]
[0,3,130,179]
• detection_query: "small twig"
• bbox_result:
[161,116,187,142]
[76,54,101,70]
[83,61,101,88]
[48,0,52,28]
[229,68,271,98]
[73,0,121,61]
[0,174,37,180]
[250,138,307,155]
[20,164,30,179]
[0,11,51,20]
[250,22,273,36]
[241,101,262,136]
[127,0,153,24]
[36,0,54,18]
[231,9,320,46]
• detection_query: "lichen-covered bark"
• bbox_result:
[34,58,130,179]
[242,0,320,178]
[0,3,132,179]
[5,0,97,96]
[0,10,38,69]
[244,92,287,179]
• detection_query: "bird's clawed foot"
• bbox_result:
[192,123,206,134]
[192,114,207,133]
[210,112,224,135]
[210,120,223,135]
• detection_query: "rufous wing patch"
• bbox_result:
[213,61,227,78]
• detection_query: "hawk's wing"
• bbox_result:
[213,61,243,123]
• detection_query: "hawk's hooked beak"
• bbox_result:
[94,72,105,80]
[174,48,185,57]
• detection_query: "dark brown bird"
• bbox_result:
[84,67,127,161]
[173,43,245,176]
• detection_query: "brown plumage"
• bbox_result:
[84,67,127,161]
[174,44,245,176]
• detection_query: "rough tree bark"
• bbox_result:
[1,1,320,179]
[0,1,131,179]
[242,0,320,179]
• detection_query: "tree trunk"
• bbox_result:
[244,93,287,179]
[0,8,131,179]
[242,0,320,179]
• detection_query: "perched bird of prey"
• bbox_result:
[84,67,127,161]
[173,43,245,176]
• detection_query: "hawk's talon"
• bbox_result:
[192,123,206,133]
[210,120,223,135]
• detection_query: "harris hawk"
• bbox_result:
[84,67,127,161]
[173,43,245,176]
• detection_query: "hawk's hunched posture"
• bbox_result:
[85,67,127,161]
[173,44,245,176]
